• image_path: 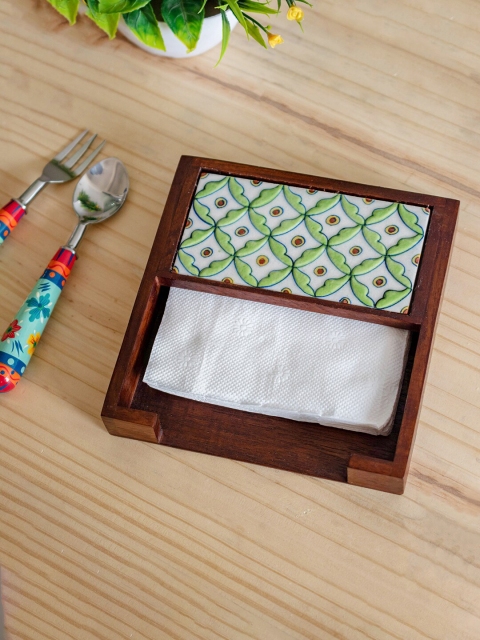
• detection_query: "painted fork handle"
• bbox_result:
[0,248,76,392]
[0,200,27,244]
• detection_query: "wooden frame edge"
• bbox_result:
[102,406,162,443]
[347,460,405,494]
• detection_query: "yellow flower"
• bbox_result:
[268,33,284,48]
[27,332,41,356]
[287,5,304,21]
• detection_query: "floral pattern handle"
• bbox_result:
[0,200,27,244]
[0,248,76,392]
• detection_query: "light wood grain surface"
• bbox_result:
[1,1,479,638]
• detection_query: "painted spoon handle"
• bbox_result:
[0,200,27,245]
[0,248,76,392]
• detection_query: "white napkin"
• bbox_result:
[144,288,410,435]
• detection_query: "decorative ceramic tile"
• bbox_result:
[173,173,431,313]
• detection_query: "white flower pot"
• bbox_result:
[117,10,237,58]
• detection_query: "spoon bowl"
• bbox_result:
[66,157,129,250]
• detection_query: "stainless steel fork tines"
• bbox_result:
[0,130,106,246]
[19,130,106,205]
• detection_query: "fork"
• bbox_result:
[0,130,106,245]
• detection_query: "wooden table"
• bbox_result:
[1,1,479,638]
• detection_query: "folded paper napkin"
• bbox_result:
[144,288,410,435]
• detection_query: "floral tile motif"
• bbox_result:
[173,173,431,313]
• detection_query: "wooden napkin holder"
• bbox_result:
[102,156,458,494]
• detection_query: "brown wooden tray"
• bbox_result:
[102,156,459,494]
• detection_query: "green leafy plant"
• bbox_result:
[46,0,310,60]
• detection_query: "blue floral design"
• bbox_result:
[26,293,51,322]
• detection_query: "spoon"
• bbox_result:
[0,157,129,392]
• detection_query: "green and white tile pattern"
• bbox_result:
[173,173,430,313]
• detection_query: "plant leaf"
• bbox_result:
[196,176,229,198]
[85,0,120,37]
[283,186,306,214]
[269,237,293,266]
[235,237,268,257]
[177,250,199,275]
[234,257,258,286]
[123,4,166,49]
[315,275,350,297]
[161,0,204,51]
[238,0,278,14]
[223,0,248,30]
[97,0,150,13]
[250,184,282,208]
[180,227,214,248]
[350,277,374,307]
[46,0,79,24]
[258,267,292,288]
[294,245,326,268]
[306,194,340,216]
[292,268,314,296]
[199,257,233,277]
